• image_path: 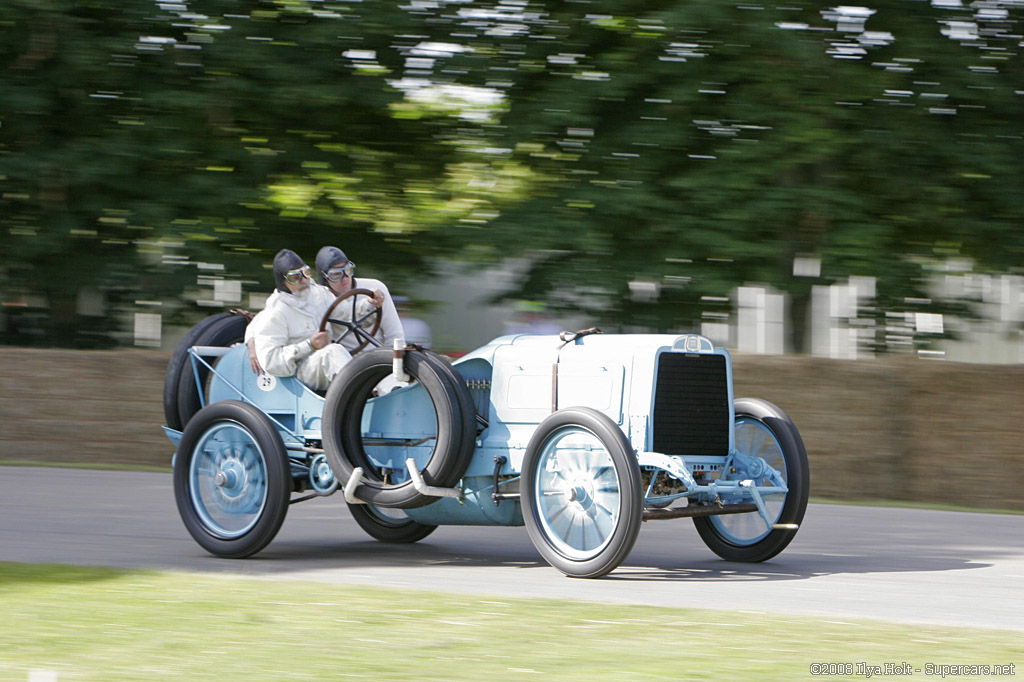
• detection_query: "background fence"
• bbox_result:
[1,347,1020,510]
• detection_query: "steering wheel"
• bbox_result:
[319,288,383,355]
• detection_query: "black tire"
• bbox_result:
[522,407,643,578]
[348,504,437,543]
[174,314,248,430]
[693,398,810,563]
[164,312,235,430]
[418,349,481,438]
[173,400,290,558]
[322,348,475,508]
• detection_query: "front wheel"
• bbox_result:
[348,504,437,543]
[522,407,643,578]
[173,400,290,558]
[693,398,809,562]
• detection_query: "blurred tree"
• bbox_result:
[453,1,1024,351]
[0,0,539,346]
[1,0,1021,351]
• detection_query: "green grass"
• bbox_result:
[0,563,1019,682]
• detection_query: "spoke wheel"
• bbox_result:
[348,504,437,543]
[522,407,642,578]
[693,398,809,562]
[173,401,290,558]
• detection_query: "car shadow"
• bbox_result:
[603,552,994,583]
[176,501,1019,583]
[213,536,998,584]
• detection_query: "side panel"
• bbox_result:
[360,381,442,474]
[403,476,524,526]
[205,344,325,439]
[489,344,559,427]
[555,362,625,424]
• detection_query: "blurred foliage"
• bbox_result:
[1,0,1021,349]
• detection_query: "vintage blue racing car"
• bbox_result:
[162,291,809,578]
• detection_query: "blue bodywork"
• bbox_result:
[165,332,789,531]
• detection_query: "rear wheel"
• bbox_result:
[348,504,437,543]
[522,407,642,578]
[693,398,809,562]
[173,401,290,558]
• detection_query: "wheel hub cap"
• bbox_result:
[214,459,245,496]
[567,482,594,510]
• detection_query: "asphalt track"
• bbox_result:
[1,467,1021,631]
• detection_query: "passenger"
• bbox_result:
[244,249,358,391]
[314,245,405,352]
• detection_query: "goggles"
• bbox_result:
[323,261,355,282]
[283,264,311,285]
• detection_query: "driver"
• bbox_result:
[244,249,359,391]
[315,245,405,353]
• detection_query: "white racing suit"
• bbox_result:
[244,280,405,392]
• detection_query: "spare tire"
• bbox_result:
[322,347,475,508]
[164,312,248,431]
[164,313,233,430]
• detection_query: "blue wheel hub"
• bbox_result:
[189,422,268,539]
[215,460,246,495]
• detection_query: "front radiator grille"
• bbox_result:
[652,353,729,455]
